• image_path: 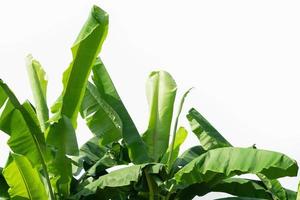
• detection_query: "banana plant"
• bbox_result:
[0,4,299,200]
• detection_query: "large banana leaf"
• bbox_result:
[26,55,49,132]
[0,168,9,199]
[80,82,122,145]
[143,71,177,162]
[187,108,231,150]
[161,127,188,165]
[51,5,108,127]
[0,81,47,167]
[3,154,48,200]
[90,58,148,164]
[173,147,298,190]
[73,163,164,198]
[187,108,289,200]
[46,6,109,196]
[175,178,273,200]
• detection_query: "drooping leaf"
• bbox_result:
[187,108,231,150]
[161,127,188,165]
[26,55,49,132]
[175,178,273,200]
[0,168,9,199]
[91,58,148,164]
[3,154,48,200]
[73,164,164,198]
[143,71,177,162]
[173,147,298,190]
[51,5,109,128]
[187,108,289,199]
[80,82,122,145]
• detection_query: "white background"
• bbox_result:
[0,1,300,199]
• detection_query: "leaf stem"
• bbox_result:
[144,168,155,200]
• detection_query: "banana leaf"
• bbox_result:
[187,108,231,150]
[175,178,273,200]
[73,164,164,198]
[91,58,148,164]
[173,147,298,190]
[26,55,49,132]
[3,154,48,200]
[161,127,188,165]
[80,82,122,145]
[0,81,47,168]
[51,5,108,128]
[143,71,177,162]
[187,108,290,200]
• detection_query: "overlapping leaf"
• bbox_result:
[90,58,148,164]
[80,82,122,145]
[73,164,164,198]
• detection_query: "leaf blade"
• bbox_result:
[3,154,48,200]
[143,71,177,161]
[173,147,298,189]
[91,58,148,164]
[26,55,49,132]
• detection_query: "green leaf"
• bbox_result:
[51,5,109,128]
[26,55,49,132]
[187,108,288,199]
[143,71,177,162]
[212,178,272,199]
[171,146,206,174]
[91,58,148,164]
[173,147,298,190]
[167,88,192,168]
[80,82,122,145]
[187,108,231,150]
[175,178,273,200]
[46,115,78,156]
[0,81,47,167]
[76,137,129,181]
[3,154,48,200]
[161,127,188,165]
[256,174,287,200]
[214,198,265,200]
[0,168,9,199]
[73,164,164,198]
[47,6,108,196]
[46,116,78,197]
